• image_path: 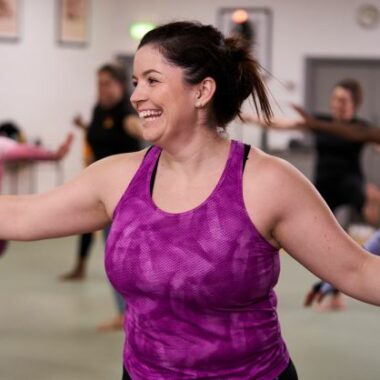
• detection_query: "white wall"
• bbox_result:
[1,0,380,191]
[113,0,380,148]
[0,0,125,192]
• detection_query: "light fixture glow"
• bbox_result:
[129,22,156,41]
[231,9,249,24]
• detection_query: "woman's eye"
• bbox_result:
[132,80,137,88]
[148,77,158,85]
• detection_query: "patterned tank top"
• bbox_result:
[105,140,289,379]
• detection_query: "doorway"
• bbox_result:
[305,58,380,185]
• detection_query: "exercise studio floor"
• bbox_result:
[0,236,379,380]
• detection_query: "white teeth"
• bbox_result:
[139,110,162,119]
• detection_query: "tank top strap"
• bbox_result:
[225,139,246,185]
[112,145,161,219]
[132,145,161,192]
[142,145,162,171]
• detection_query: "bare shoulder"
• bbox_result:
[90,148,148,176]
[242,147,317,247]
[244,147,311,193]
[85,148,150,218]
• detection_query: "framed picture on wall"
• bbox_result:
[218,7,272,73]
[57,0,90,46]
[0,0,20,41]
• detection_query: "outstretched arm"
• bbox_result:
[0,150,145,242]
[240,112,306,131]
[0,162,109,241]
[2,133,73,162]
[251,154,380,306]
[73,115,88,131]
[277,162,380,305]
[292,105,380,143]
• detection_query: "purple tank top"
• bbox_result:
[105,140,289,379]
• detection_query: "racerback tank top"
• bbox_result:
[105,139,289,379]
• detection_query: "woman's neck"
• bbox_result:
[159,129,230,178]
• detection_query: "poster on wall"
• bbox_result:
[218,7,272,73]
[58,0,89,46]
[0,0,19,41]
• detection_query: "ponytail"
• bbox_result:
[222,37,272,125]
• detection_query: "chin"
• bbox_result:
[141,122,167,144]
[142,130,163,145]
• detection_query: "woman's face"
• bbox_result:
[130,44,199,145]
[97,71,124,109]
[329,86,356,121]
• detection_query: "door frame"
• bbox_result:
[304,57,380,113]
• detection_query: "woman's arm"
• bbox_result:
[2,133,73,162]
[240,112,305,130]
[246,152,380,306]
[0,164,109,241]
[73,115,88,131]
[0,151,145,241]
[293,105,380,143]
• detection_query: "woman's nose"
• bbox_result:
[130,83,146,106]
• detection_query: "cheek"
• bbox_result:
[347,103,355,114]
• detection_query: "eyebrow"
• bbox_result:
[132,69,162,80]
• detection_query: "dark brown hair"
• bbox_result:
[335,78,363,109]
[98,63,126,87]
[138,21,272,127]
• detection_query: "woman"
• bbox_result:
[61,63,141,280]
[2,22,380,379]
[60,63,142,331]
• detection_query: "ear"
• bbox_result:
[194,77,216,109]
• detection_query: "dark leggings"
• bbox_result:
[78,232,94,260]
[276,359,298,380]
[122,358,298,380]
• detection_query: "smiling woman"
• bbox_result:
[131,47,206,144]
[1,21,380,380]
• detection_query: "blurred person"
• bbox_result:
[60,63,142,331]
[0,125,73,186]
[60,138,95,282]
[0,128,72,255]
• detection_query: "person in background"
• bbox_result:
[0,121,73,187]
[0,124,72,255]
[286,103,380,307]
[60,63,142,331]
[60,136,95,282]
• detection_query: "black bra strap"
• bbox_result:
[243,143,251,172]
[150,143,251,194]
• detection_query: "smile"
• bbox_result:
[138,110,163,120]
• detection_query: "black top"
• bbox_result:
[313,114,368,182]
[86,96,140,161]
